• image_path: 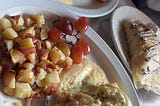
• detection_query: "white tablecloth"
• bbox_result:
[89,0,160,106]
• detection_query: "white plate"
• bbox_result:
[56,0,119,18]
[111,6,159,94]
[0,1,139,106]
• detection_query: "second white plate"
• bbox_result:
[56,0,119,18]
[111,6,160,94]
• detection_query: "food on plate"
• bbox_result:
[0,13,131,106]
[54,84,131,106]
[124,19,160,90]
[58,0,73,5]
[0,14,90,100]
[58,59,109,95]
[54,59,131,106]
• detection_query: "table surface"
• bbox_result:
[89,0,160,106]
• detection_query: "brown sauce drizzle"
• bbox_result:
[129,22,160,75]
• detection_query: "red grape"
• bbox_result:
[56,17,73,35]
[76,39,90,55]
[48,28,62,42]
[74,17,88,33]
[70,46,83,64]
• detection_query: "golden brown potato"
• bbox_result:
[40,25,48,40]
[2,70,16,88]
[10,15,25,31]
[41,71,60,87]
[16,69,34,83]
[19,38,35,50]
[14,81,32,99]
[49,47,65,64]
[3,28,18,39]
[5,40,13,52]
[26,53,36,63]
[44,40,52,50]
[33,14,45,28]
[35,67,47,87]
[3,87,15,96]
[56,42,70,57]
[0,17,12,31]
[24,17,35,27]
[22,62,35,70]
[18,26,35,37]
[10,49,26,64]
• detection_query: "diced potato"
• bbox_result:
[57,42,70,57]
[13,102,22,106]
[10,15,25,31]
[5,40,13,51]
[19,38,35,50]
[41,71,60,86]
[19,26,35,37]
[33,14,45,28]
[3,28,18,39]
[27,53,36,63]
[40,25,48,40]
[63,56,73,71]
[10,49,26,64]
[49,47,65,64]
[2,70,16,88]
[0,17,12,31]
[22,62,35,70]
[35,68,47,87]
[3,87,15,96]
[16,69,34,83]
[24,17,35,27]
[44,40,52,50]
[14,81,32,99]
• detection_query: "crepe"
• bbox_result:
[124,19,160,90]
[53,59,132,106]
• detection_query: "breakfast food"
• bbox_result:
[58,59,109,96]
[58,0,73,5]
[0,14,90,99]
[54,84,131,106]
[53,60,131,106]
[0,13,131,106]
[124,19,160,90]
